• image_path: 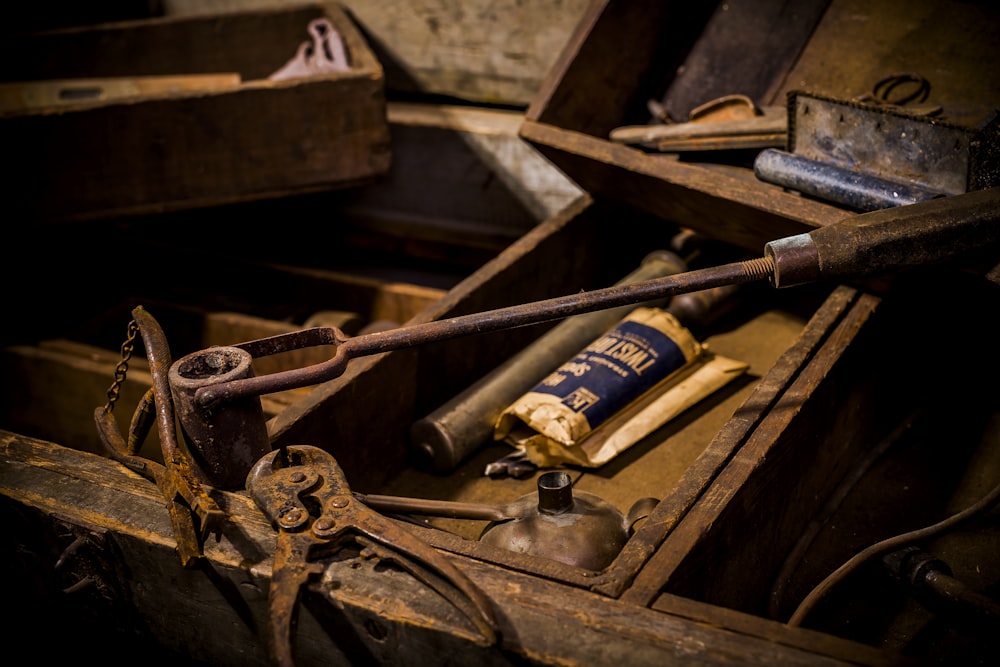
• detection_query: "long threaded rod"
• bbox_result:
[195,257,774,407]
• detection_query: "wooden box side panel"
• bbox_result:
[662,291,894,614]
[526,0,716,137]
[6,77,390,222]
[2,3,391,223]
[650,273,1000,621]
[526,125,847,247]
[1,5,333,81]
[2,429,878,666]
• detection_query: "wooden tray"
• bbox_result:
[0,3,391,223]
[5,182,997,664]
[519,0,1000,253]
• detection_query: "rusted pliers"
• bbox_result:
[246,445,500,667]
[94,306,225,568]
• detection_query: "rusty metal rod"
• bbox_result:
[195,259,768,409]
[356,493,516,522]
[193,187,1000,410]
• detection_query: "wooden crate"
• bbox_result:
[4,181,997,664]
[0,98,579,487]
[2,16,998,656]
[0,2,391,223]
[519,0,1000,253]
[162,0,594,107]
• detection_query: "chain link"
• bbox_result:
[103,319,140,413]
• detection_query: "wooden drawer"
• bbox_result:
[0,2,391,223]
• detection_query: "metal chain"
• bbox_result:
[103,319,140,413]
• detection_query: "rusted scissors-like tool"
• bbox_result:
[94,306,225,568]
[247,445,500,666]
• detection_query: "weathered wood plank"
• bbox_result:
[0,339,292,458]
[163,0,593,106]
[2,3,390,223]
[526,0,717,136]
[2,429,885,666]
[0,73,243,113]
[656,0,830,121]
[1,340,161,458]
[519,119,849,252]
[381,102,584,224]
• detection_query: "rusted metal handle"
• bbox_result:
[95,306,226,566]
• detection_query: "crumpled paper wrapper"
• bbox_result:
[494,307,748,468]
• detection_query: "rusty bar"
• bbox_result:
[191,186,1000,410]
[194,259,767,409]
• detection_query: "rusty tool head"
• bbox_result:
[246,445,501,665]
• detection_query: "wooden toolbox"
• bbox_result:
[3,185,998,665]
[520,0,1000,252]
[0,2,391,223]
[2,2,1000,665]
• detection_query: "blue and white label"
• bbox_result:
[529,316,691,429]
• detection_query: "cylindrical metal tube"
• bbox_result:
[537,471,574,515]
[169,346,272,490]
[409,249,688,473]
[753,148,944,211]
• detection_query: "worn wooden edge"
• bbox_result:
[597,286,863,598]
[1,428,882,666]
[4,2,392,224]
[519,119,851,251]
[647,590,910,667]
[387,102,523,137]
[623,287,880,603]
[525,0,710,136]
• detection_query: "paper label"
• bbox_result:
[528,317,691,430]
[494,306,748,468]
